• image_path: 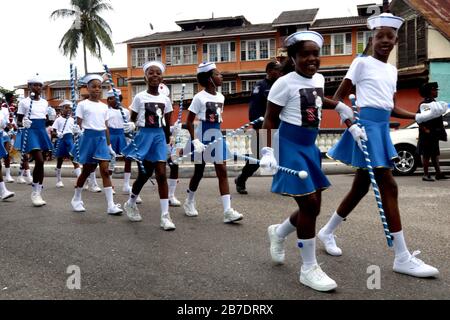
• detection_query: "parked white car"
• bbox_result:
[390,109,450,175]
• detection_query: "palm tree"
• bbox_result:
[50,0,115,74]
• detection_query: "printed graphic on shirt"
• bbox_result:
[299,88,324,128]
[145,102,166,128]
[205,102,223,123]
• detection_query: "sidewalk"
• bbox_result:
[4,158,355,179]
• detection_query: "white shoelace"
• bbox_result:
[409,251,424,266]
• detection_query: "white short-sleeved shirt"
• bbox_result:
[52,116,74,135]
[108,107,130,129]
[18,97,49,120]
[345,56,397,111]
[268,72,325,128]
[76,99,109,131]
[131,91,173,128]
[188,90,225,123]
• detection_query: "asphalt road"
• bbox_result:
[0,175,449,300]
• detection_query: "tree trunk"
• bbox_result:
[83,41,88,74]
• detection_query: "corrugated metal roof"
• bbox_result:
[272,8,319,26]
[400,0,450,40]
[311,16,368,29]
[124,23,275,44]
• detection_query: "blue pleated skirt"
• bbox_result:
[18,119,53,153]
[327,107,398,169]
[272,121,330,197]
[55,133,74,158]
[72,129,110,165]
[2,133,11,144]
[13,130,23,150]
[191,121,230,164]
[122,127,167,162]
[0,134,7,158]
[109,128,127,155]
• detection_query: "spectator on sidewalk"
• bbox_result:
[417,82,449,181]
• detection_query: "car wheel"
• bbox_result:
[393,145,418,176]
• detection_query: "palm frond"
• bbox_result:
[50,9,77,20]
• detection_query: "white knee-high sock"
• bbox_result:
[276,218,297,238]
[104,187,115,208]
[5,168,11,177]
[298,238,318,270]
[56,169,62,182]
[392,230,411,262]
[74,188,83,201]
[322,211,345,235]
[221,195,231,212]
[160,199,169,215]
[74,168,81,178]
[0,182,6,193]
[187,189,196,202]
[90,172,98,185]
[168,179,177,198]
[124,172,131,187]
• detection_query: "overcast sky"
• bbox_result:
[0,0,378,90]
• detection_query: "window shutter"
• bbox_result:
[132,49,137,67]
[241,41,246,61]
[166,46,172,66]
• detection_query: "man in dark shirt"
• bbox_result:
[417,82,449,181]
[235,61,282,194]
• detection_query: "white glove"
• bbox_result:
[23,118,33,129]
[259,147,278,175]
[417,101,448,124]
[335,101,354,123]
[72,125,82,135]
[123,122,136,134]
[348,124,368,152]
[57,132,64,139]
[108,145,117,158]
[192,139,206,153]
[171,121,182,137]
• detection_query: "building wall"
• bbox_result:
[430,62,450,102]
[427,28,450,59]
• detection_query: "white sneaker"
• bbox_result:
[71,198,86,212]
[124,201,142,222]
[31,192,46,207]
[300,264,338,292]
[1,190,15,201]
[393,251,439,278]
[136,195,143,204]
[122,185,132,195]
[17,176,27,184]
[107,204,123,216]
[25,176,33,185]
[160,213,176,231]
[5,175,14,183]
[267,225,286,265]
[224,208,243,224]
[184,200,199,217]
[56,181,64,188]
[169,197,181,207]
[318,228,342,257]
[88,184,102,193]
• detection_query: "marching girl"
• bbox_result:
[122,61,175,231]
[52,100,81,188]
[183,62,243,224]
[70,74,122,215]
[0,110,15,201]
[320,13,440,278]
[263,31,355,292]
[1,92,16,183]
[17,74,54,207]
[160,82,182,208]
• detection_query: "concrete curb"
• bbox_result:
[4,160,355,179]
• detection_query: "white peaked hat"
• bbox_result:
[59,100,73,107]
[285,31,324,48]
[27,73,44,85]
[143,61,166,74]
[83,74,104,84]
[106,89,122,98]
[367,13,405,30]
[197,62,217,74]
